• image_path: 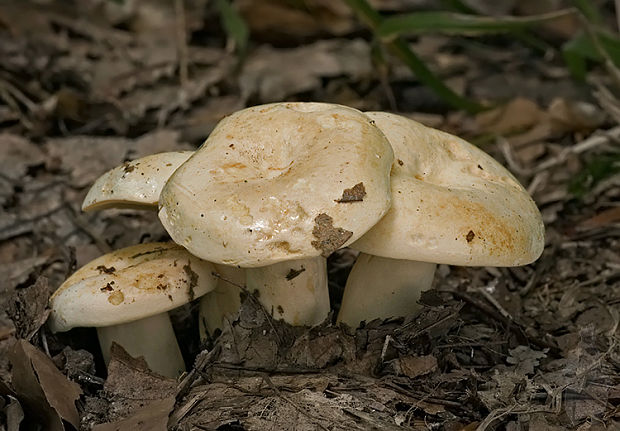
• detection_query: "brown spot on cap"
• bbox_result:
[311,213,353,257]
[335,182,366,203]
[277,305,284,315]
[285,266,306,281]
[107,290,124,305]
[397,159,404,166]
[100,283,114,292]
[466,230,475,243]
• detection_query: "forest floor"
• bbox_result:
[0,0,619,430]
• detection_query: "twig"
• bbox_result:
[533,126,620,173]
[175,0,189,87]
[477,287,513,321]
[176,344,221,401]
[497,137,531,176]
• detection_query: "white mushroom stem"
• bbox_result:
[97,313,185,378]
[198,264,244,340]
[246,257,329,326]
[337,253,436,328]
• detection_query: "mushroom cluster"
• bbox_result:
[49,102,544,378]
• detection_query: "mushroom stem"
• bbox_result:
[97,312,185,378]
[337,253,436,327]
[198,264,244,340]
[246,257,329,326]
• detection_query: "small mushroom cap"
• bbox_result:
[48,242,217,332]
[159,102,394,267]
[82,151,193,211]
[351,112,544,266]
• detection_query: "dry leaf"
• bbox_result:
[6,276,51,341]
[239,39,371,102]
[393,354,438,378]
[475,97,546,135]
[9,339,82,431]
[92,397,175,431]
[103,343,176,423]
[548,98,606,133]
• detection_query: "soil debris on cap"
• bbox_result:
[100,283,114,292]
[466,230,475,243]
[311,213,353,257]
[96,265,116,274]
[285,266,306,281]
[335,182,366,203]
[183,263,198,301]
[122,162,135,173]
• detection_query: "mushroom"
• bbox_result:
[337,112,545,327]
[159,102,394,325]
[48,242,217,378]
[82,151,193,211]
[198,264,244,340]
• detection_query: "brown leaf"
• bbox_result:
[394,354,438,378]
[548,98,605,133]
[240,39,371,102]
[475,98,546,135]
[92,397,175,431]
[238,0,354,40]
[103,343,175,423]
[9,339,82,431]
[6,276,51,341]
[0,134,46,181]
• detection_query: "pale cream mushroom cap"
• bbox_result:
[159,102,394,267]
[82,151,193,211]
[351,112,544,266]
[49,242,217,332]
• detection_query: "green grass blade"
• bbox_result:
[378,9,575,38]
[562,29,620,79]
[389,38,483,112]
[216,0,249,55]
[344,0,484,112]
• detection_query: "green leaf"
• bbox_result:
[377,10,575,38]
[562,29,620,79]
[569,154,620,197]
[569,0,602,23]
[216,0,249,55]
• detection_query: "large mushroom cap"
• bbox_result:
[159,102,394,267]
[351,112,544,267]
[82,151,193,211]
[49,242,217,332]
